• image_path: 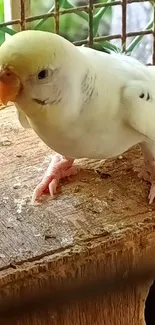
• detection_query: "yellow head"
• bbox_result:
[0,30,76,110]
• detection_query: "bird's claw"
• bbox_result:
[31,154,77,204]
[148,182,155,204]
[135,166,155,204]
[136,167,151,183]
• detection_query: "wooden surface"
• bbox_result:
[0,106,155,324]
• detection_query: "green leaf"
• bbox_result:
[34,6,55,30]
[125,18,153,54]
[0,26,16,35]
[34,0,65,30]
[63,0,88,22]
[98,40,121,53]
[34,0,89,30]
[93,42,110,53]
[93,0,115,36]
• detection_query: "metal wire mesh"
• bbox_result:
[0,0,155,58]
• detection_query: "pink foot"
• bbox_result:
[31,154,77,203]
[136,167,151,183]
[139,142,155,204]
[148,182,155,204]
[135,165,155,204]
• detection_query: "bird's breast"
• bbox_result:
[28,117,144,159]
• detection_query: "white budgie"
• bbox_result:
[0,30,155,203]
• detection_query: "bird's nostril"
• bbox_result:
[6,72,11,77]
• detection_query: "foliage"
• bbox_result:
[0,0,4,44]
[0,0,154,55]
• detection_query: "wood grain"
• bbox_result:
[0,106,155,324]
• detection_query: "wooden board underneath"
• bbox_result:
[0,106,155,276]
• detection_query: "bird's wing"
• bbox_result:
[77,46,151,80]
[15,104,31,129]
[147,65,155,81]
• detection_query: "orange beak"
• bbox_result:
[0,68,21,110]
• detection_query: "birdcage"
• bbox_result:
[0,1,155,324]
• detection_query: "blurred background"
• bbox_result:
[0,0,154,64]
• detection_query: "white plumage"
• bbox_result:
[0,30,155,203]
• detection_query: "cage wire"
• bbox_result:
[0,0,155,60]
[0,0,155,321]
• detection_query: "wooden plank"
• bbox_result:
[0,106,155,324]
[0,105,155,268]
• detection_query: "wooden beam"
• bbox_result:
[0,106,155,324]
[4,0,31,38]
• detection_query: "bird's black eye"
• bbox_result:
[37,69,48,80]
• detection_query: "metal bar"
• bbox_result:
[88,0,94,47]
[20,0,25,30]
[122,0,127,52]
[127,0,151,3]
[1,0,154,63]
[54,0,59,34]
[153,0,155,64]
[1,0,152,27]
[73,30,153,46]
[124,29,153,37]
[0,19,20,27]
